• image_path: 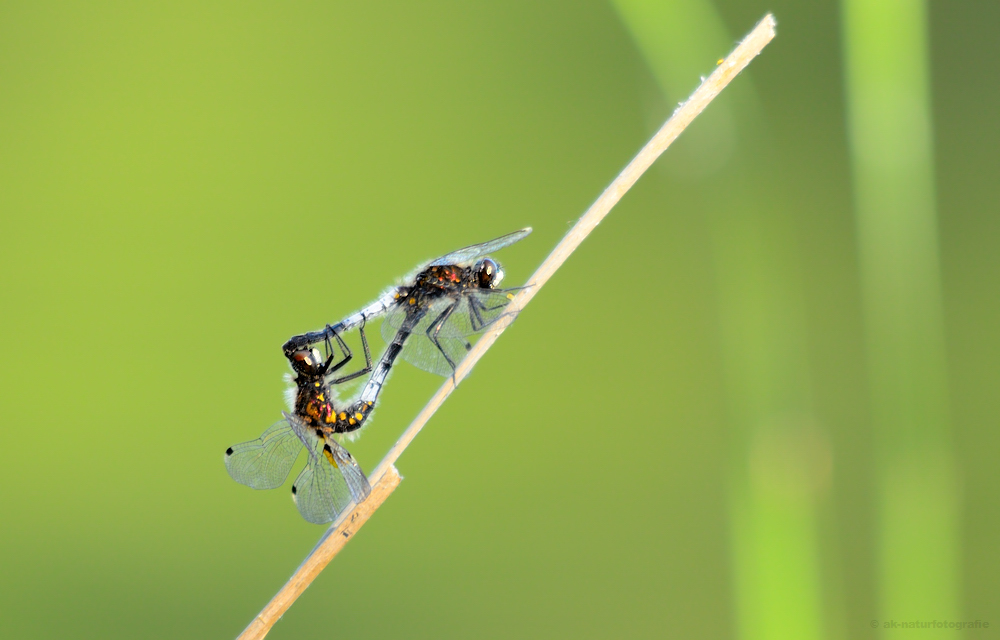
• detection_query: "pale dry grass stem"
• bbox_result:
[237,14,776,639]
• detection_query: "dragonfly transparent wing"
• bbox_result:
[291,429,371,524]
[443,288,519,335]
[327,438,371,505]
[380,289,516,341]
[225,419,303,490]
[380,289,518,377]
[428,227,532,267]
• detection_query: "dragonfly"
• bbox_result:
[282,227,532,388]
[225,325,381,524]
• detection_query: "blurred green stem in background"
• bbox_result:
[612,4,830,639]
[842,0,960,629]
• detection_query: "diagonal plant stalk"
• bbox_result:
[237,14,776,640]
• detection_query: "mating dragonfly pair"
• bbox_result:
[224,228,531,524]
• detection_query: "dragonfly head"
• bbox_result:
[289,347,327,377]
[474,257,504,289]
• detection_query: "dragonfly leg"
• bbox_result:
[468,286,522,331]
[328,320,373,384]
[426,302,461,380]
[325,325,354,374]
[468,296,498,332]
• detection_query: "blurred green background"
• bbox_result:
[1,1,997,638]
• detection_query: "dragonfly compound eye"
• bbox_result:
[291,348,325,375]
[475,258,504,289]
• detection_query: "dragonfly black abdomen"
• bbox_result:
[327,399,376,433]
[354,313,421,407]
